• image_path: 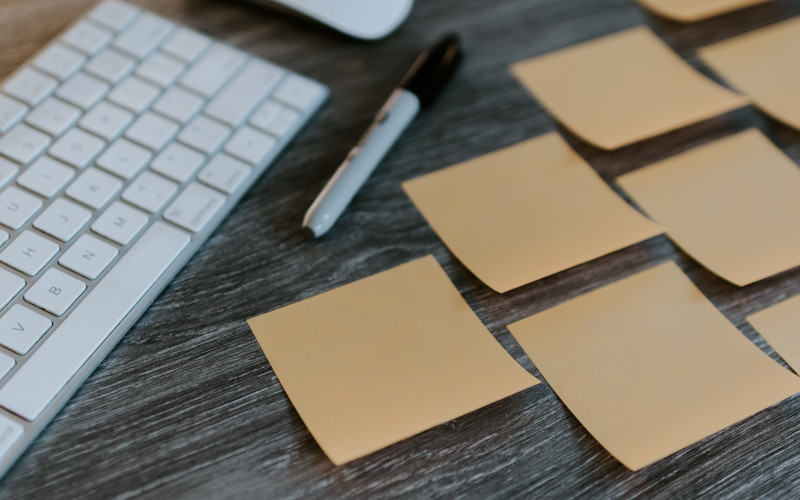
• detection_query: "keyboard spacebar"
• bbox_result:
[0,222,190,421]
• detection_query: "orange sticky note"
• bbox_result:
[508,261,800,471]
[511,26,747,150]
[618,129,800,286]
[637,0,772,23]
[402,133,662,293]
[247,255,539,465]
[699,17,800,132]
[748,295,800,374]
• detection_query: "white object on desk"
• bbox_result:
[0,0,329,479]
[253,0,414,40]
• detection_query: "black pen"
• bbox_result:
[303,33,463,238]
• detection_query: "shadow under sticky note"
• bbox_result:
[618,129,800,287]
[699,17,800,132]
[637,0,772,23]
[748,295,800,374]
[402,133,662,293]
[246,255,539,465]
[507,261,800,471]
[510,26,747,150]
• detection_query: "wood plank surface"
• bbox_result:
[2,0,800,497]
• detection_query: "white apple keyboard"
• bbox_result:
[0,0,327,477]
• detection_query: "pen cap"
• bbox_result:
[400,33,463,109]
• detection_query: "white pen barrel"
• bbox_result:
[304,88,420,236]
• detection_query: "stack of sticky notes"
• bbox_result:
[248,256,539,465]
[700,18,800,132]
[248,255,800,470]
[508,262,800,470]
[423,22,800,290]
[403,133,661,293]
[748,295,800,375]
[637,0,772,23]
[510,27,747,150]
[246,6,800,473]
[618,129,800,286]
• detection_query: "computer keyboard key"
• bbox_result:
[79,101,134,141]
[152,86,203,124]
[0,356,12,382]
[33,199,92,242]
[96,139,151,179]
[197,153,251,194]
[136,52,185,88]
[0,270,25,310]
[2,68,58,107]
[0,231,59,277]
[125,111,179,151]
[0,95,26,135]
[84,48,136,84]
[178,115,230,155]
[122,171,177,213]
[58,234,118,280]
[0,305,52,355]
[107,76,159,114]
[89,0,140,31]
[261,105,300,138]
[25,268,87,317]
[0,160,19,191]
[32,44,86,82]
[248,100,280,131]
[113,13,174,59]
[49,128,105,169]
[179,43,245,97]
[162,28,210,63]
[16,157,74,198]
[0,231,7,247]
[163,182,224,233]
[0,124,51,165]
[24,97,82,137]
[91,201,148,245]
[150,142,204,183]
[0,187,43,231]
[205,59,284,127]
[273,74,324,110]
[0,222,189,421]
[56,72,109,110]
[224,126,276,165]
[0,415,23,460]
[66,167,123,210]
[62,21,113,56]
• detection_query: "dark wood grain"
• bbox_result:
[2,0,800,497]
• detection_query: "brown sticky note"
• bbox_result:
[618,129,800,286]
[402,133,662,293]
[510,26,747,150]
[246,255,539,465]
[637,0,772,23]
[748,295,800,374]
[699,17,800,132]
[508,261,800,471]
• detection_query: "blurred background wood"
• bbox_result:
[2,0,800,497]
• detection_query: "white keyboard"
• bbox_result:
[0,0,327,476]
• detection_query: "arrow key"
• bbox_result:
[0,305,52,355]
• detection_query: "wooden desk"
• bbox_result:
[2,0,800,496]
